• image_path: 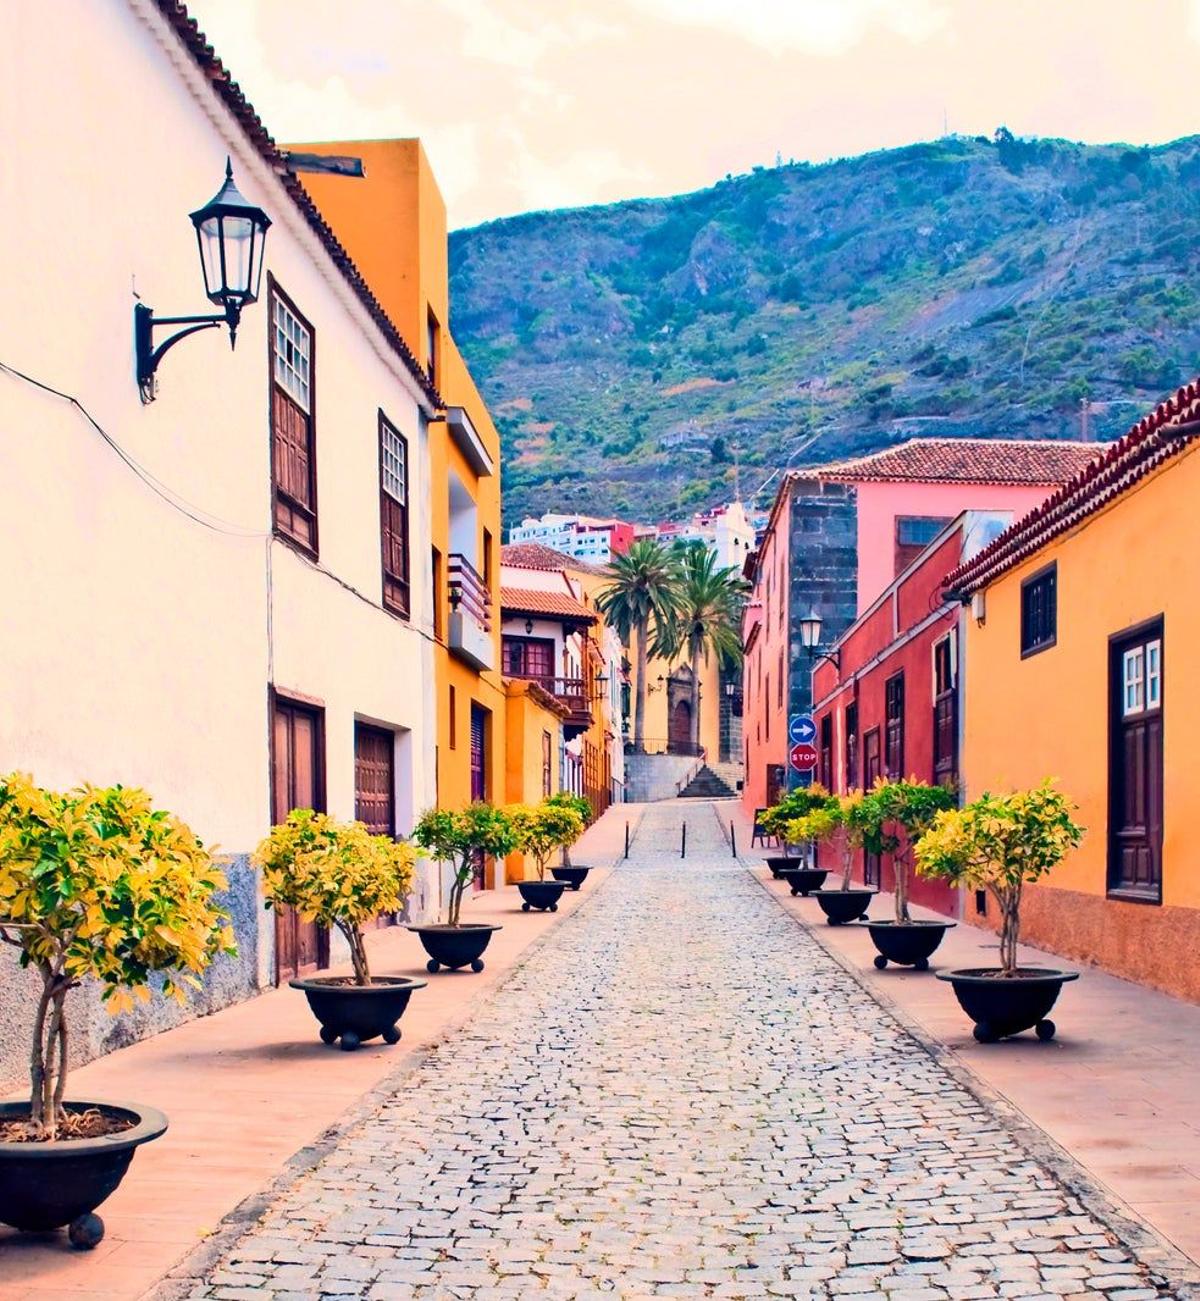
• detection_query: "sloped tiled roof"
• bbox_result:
[501,543,605,575]
[499,587,597,624]
[151,2,440,408]
[793,438,1103,486]
[947,380,1200,595]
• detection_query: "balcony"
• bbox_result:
[506,673,593,738]
[448,554,494,671]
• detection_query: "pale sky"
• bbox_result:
[188,0,1200,230]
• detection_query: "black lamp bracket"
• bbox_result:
[806,647,841,673]
[135,301,240,404]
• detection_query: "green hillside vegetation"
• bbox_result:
[448,131,1200,526]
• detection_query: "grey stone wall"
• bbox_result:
[787,481,858,784]
[623,753,703,803]
[0,854,264,1093]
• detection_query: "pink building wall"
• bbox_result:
[741,508,790,815]
[854,481,1061,614]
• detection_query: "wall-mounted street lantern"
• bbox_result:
[135,158,271,403]
[799,608,840,672]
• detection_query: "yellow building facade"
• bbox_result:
[951,383,1200,1001]
[296,140,508,879]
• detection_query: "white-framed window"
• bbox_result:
[1123,646,1145,716]
[381,422,407,504]
[273,295,311,412]
[1146,638,1162,710]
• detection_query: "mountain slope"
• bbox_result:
[448,133,1200,526]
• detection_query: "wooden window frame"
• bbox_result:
[894,514,952,576]
[932,633,957,788]
[431,546,444,641]
[426,306,440,388]
[379,410,411,620]
[449,684,457,751]
[1020,562,1058,658]
[844,701,858,790]
[884,671,905,779]
[1107,616,1164,905]
[267,276,318,558]
[542,731,553,798]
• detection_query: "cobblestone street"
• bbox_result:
[184,803,1176,1300]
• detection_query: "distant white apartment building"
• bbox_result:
[507,513,634,565]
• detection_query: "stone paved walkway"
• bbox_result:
[182,803,1176,1299]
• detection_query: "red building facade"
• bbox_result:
[809,516,992,917]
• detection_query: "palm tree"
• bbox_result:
[596,539,683,753]
[654,544,747,752]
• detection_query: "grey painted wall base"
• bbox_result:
[0,855,263,1094]
[623,753,703,803]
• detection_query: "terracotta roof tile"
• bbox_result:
[793,437,1103,485]
[500,543,606,575]
[947,380,1200,595]
[152,2,440,409]
[499,587,597,624]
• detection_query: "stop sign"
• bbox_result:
[789,741,819,772]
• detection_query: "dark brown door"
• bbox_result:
[863,728,882,885]
[669,699,692,754]
[470,704,487,889]
[1108,622,1163,901]
[271,695,327,980]
[355,724,397,929]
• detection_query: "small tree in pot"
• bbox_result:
[509,801,585,912]
[760,784,831,880]
[0,773,234,1244]
[858,779,957,968]
[545,791,593,888]
[916,781,1083,1041]
[255,810,423,1049]
[410,803,516,972]
[789,791,878,924]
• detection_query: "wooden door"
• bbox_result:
[470,705,487,889]
[355,724,397,928]
[1109,623,1163,901]
[863,728,882,885]
[669,700,692,754]
[272,695,327,980]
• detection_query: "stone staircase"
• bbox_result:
[677,764,737,800]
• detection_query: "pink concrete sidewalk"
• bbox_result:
[734,800,1200,1272]
[0,809,631,1301]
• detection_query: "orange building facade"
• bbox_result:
[949,381,1200,1002]
[296,140,509,880]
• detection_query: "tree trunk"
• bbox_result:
[29,966,54,1134]
[340,922,371,985]
[689,643,702,752]
[894,850,910,924]
[839,827,853,890]
[633,618,649,752]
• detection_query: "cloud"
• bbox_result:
[625,0,948,55]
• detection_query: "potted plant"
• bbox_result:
[546,792,593,890]
[859,779,957,969]
[916,781,1083,1041]
[255,810,424,1051]
[509,801,585,912]
[410,803,515,972]
[796,791,879,924]
[0,774,234,1248]
[759,785,831,892]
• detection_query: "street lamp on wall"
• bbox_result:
[135,158,271,403]
[799,608,841,672]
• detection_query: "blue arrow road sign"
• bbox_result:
[789,715,817,745]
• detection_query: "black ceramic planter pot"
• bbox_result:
[938,967,1080,1041]
[517,879,567,912]
[408,923,501,973]
[550,865,590,891]
[867,920,955,970]
[813,888,877,925]
[0,1100,167,1247]
[764,856,795,879]
[289,975,426,1051]
[778,867,828,897]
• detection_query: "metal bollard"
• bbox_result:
[624,821,630,859]
[730,822,737,859]
[681,822,687,859]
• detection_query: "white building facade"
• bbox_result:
[0,0,440,1081]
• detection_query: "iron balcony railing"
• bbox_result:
[448,553,491,632]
